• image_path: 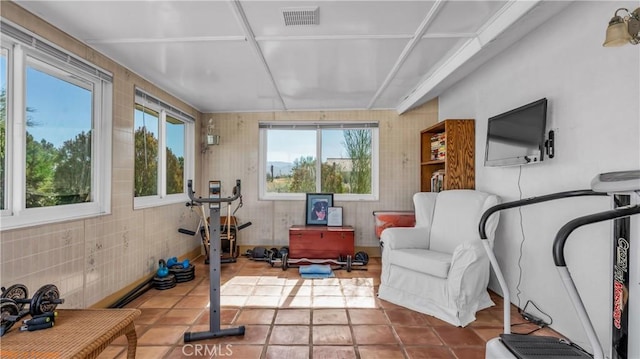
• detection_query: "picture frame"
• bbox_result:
[305,193,334,226]
[327,207,343,227]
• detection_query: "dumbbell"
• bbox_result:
[1,284,64,336]
[166,257,179,267]
[1,284,64,317]
[166,257,189,269]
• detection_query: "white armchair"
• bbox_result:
[378,190,500,327]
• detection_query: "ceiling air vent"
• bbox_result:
[282,7,319,26]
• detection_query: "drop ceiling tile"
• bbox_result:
[424,1,508,35]
[260,38,408,110]
[374,37,469,108]
[242,1,436,37]
[15,1,243,40]
[94,41,281,112]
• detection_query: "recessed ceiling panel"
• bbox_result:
[260,38,408,110]
[15,1,243,40]
[374,37,468,108]
[242,1,436,37]
[425,1,508,35]
[95,41,281,112]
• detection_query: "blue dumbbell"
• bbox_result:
[166,257,178,267]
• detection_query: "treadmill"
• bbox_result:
[480,170,640,359]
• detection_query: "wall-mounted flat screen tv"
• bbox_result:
[484,98,548,167]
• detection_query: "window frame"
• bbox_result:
[0,28,113,230]
[259,122,379,201]
[133,89,195,209]
[1,45,11,214]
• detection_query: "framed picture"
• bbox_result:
[305,193,334,225]
[327,207,343,227]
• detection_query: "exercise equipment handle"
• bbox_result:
[178,228,196,236]
[551,204,640,359]
[20,322,54,331]
[476,188,608,335]
[478,189,607,239]
[187,179,241,204]
[553,204,640,267]
[23,316,51,326]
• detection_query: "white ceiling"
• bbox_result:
[13,1,572,114]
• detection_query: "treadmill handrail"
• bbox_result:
[479,190,607,239]
[477,189,608,335]
[551,204,640,359]
[187,179,241,204]
[553,204,640,266]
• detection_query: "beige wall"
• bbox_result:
[0,2,438,308]
[201,103,438,252]
[0,3,202,308]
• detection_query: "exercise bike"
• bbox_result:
[480,170,640,359]
[180,196,251,264]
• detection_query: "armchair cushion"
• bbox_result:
[390,248,451,279]
[380,226,429,250]
[430,190,496,254]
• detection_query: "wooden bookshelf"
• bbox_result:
[420,119,475,192]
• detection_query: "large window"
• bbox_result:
[133,89,193,208]
[1,21,112,229]
[259,122,379,201]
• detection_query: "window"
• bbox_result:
[26,58,93,208]
[133,89,194,208]
[1,47,7,211]
[259,122,379,201]
[134,105,159,197]
[166,115,185,195]
[1,21,112,229]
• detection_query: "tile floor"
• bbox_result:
[99,256,563,359]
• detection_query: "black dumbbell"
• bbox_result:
[1,284,65,317]
[0,284,64,336]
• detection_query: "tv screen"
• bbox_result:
[484,98,548,167]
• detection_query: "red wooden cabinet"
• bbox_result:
[288,225,355,259]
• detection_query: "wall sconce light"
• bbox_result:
[207,118,220,146]
[603,7,640,47]
[206,133,220,146]
[202,119,220,153]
